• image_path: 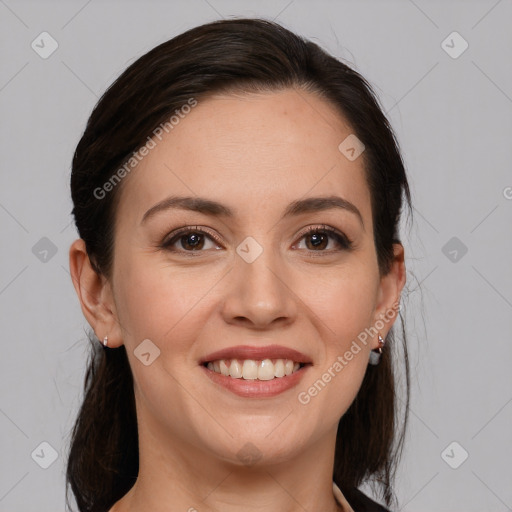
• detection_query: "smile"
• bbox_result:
[201,360,312,399]
[204,358,306,380]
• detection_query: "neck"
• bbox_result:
[110,415,345,512]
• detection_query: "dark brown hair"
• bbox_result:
[66,17,412,512]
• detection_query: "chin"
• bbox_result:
[200,424,311,468]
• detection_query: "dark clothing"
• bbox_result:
[333,482,391,511]
[349,487,390,511]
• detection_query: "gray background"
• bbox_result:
[1,0,511,511]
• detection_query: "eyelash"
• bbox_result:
[160,225,353,255]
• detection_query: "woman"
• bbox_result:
[66,18,411,512]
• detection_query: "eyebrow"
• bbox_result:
[140,195,364,229]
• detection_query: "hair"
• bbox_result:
[66,17,412,512]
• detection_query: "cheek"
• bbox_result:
[113,258,222,350]
[295,265,377,405]
[297,288,372,423]
[303,265,377,340]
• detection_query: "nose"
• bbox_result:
[220,245,297,330]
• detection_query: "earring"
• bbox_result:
[103,335,108,347]
[368,332,385,365]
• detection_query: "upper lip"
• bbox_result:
[200,344,313,364]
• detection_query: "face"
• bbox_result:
[77,87,404,468]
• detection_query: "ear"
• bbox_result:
[68,238,123,347]
[372,243,406,349]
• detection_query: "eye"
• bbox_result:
[160,226,223,253]
[160,224,353,255]
[293,225,353,252]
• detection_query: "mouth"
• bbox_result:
[199,344,313,381]
[199,344,313,398]
[202,358,310,380]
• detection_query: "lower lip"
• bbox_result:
[200,364,311,398]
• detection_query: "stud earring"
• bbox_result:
[103,335,108,347]
[368,332,385,365]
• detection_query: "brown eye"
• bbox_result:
[161,227,222,253]
[176,232,206,250]
[295,226,352,252]
[305,231,329,250]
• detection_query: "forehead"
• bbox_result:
[116,88,372,228]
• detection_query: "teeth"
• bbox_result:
[206,358,304,380]
[242,359,258,380]
[258,359,275,381]
[229,359,243,379]
[274,359,285,378]
[219,360,230,376]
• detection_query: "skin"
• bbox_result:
[69,87,406,512]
